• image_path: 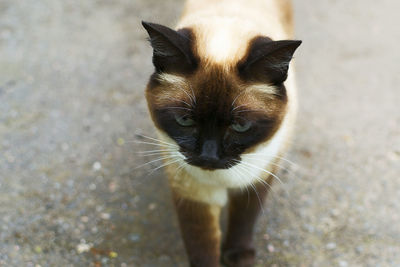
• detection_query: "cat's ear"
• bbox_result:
[142,21,198,73]
[238,38,302,85]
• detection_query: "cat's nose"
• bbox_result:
[199,140,219,161]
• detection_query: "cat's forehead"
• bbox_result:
[155,67,240,108]
[178,18,260,65]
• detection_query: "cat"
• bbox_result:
[142,0,301,266]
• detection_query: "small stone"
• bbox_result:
[89,183,97,190]
[338,260,348,267]
[342,134,354,147]
[331,209,340,217]
[92,162,102,171]
[81,216,89,223]
[267,244,275,253]
[303,224,315,233]
[129,233,140,242]
[102,113,111,122]
[76,243,92,254]
[148,203,157,210]
[100,213,111,220]
[61,143,69,151]
[67,180,74,187]
[34,246,42,253]
[117,137,125,146]
[108,181,118,193]
[109,251,118,258]
[5,153,15,163]
[326,242,336,250]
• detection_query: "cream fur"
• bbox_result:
[250,84,280,96]
[177,0,292,64]
[158,0,298,205]
[157,73,186,86]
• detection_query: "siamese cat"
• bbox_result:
[142,0,301,266]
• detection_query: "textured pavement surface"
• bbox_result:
[0,0,399,266]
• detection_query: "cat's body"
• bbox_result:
[142,0,301,266]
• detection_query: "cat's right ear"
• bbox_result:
[238,37,302,85]
[142,21,198,74]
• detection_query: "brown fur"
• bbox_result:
[172,191,221,267]
[223,180,271,266]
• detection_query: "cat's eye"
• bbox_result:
[175,114,195,127]
[231,121,252,133]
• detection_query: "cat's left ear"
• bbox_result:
[238,37,302,85]
[142,21,198,74]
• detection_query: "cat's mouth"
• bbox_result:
[184,154,239,170]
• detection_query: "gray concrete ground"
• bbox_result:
[0,0,399,266]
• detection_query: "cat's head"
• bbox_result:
[142,21,301,171]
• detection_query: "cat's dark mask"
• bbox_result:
[142,21,301,170]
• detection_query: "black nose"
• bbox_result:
[199,140,219,161]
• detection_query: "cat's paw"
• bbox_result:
[221,248,255,267]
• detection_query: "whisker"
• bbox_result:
[248,180,265,216]
[128,156,182,187]
[139,151,176,157]
[240,156,296,176]
[235,163,287,218]
[234,108,266,114]
[174,160,188,179]
[244,153,298,167]
[134,134,178,147]
[147,158,184,176]
[233,163,258,208]
[231,103,248,111]
[234,165,275,216]
[189,84,196,105]
[126,140,177,148]
[237,160,293,198]
[234,160,285,187]
[163,96,192,107]
[236,163,275,193]
[177,85,195,106]
[135,149,177,154]
[163,106,193,112]
[231,90,247,108]
[274,156,299,167]
[134,154,179,170]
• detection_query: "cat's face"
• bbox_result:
[143,22,301,171]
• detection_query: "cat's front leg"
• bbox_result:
[172,191,222,267]
[222,181,270,267]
